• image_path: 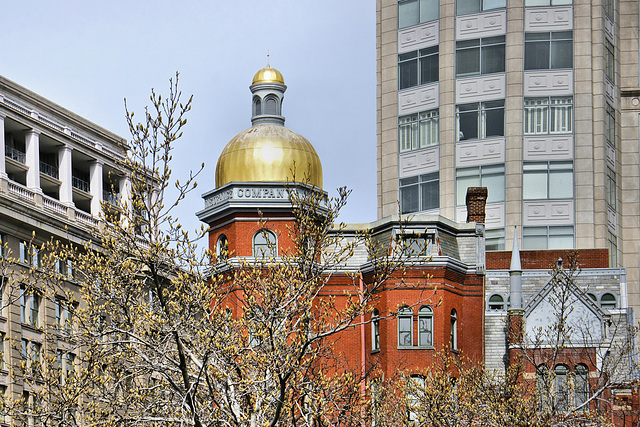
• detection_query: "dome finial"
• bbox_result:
[267,49,270,67]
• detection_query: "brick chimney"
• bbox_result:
[466,187,488,223]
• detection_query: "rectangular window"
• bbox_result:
[398,309,413,347]
[485,228,506,251]
[456,0,506,15]
[525,0,572,5]
[605,103,615,147]
[0,332,5,370]
[456,36,505,77]
[22,340,41,377]
[523,161,573,200]
[398,46,439,90]
[604,0,614,19]
[398,0,439,29]
[456,165,505,206]
[56,299,74,336]
[20,287,40,327]
[608,231,617,267]
[523,226,574,249]
[399,110,439,152]
[456,100,504,141]
[400,172,439,214]
[605,40,614,83]
[524,97,573,135]
[606,167,616,210]
[524,31,573,70]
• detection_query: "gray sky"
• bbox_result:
[2,1,377,235]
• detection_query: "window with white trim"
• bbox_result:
[400,172,439,214]
[399,110,439,153]
[216,234,229,261]
[20,286,41,327]
[398,47,439,90]
[486,228,505,251]
[574,364,589,410]
[56,299,75,336]
[418,306,433,347]
[21,339,41,377]
[600,293,616,309]
[56,350,76,385]
[524,31,573,70]
[456,165,505,206]
[524,97,573,135]
[456,100,504,141]
[450,309,458,350]
[456,36,505,77]
[398,0,439,28]
[554,364,570,411]
[456,0,506,15]
[523,161,573,200]
[372,309,380,351]
[398,307,413,347]
[253,229,277,257]
[20,241,38,267]
[488,294,505,311]
[526,0,571,5]
[522,226,574,250]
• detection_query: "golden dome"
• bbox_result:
[252,66,285,85]
[216,124,323,188]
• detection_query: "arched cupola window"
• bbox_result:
[216,234,229,261]
[253,229,277,257]
[253,96,262,116]
[264,95,278,115]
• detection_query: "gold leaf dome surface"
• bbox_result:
[252,66,285,84]
[215,124,323,188]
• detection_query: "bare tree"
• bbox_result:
[0,74,410,427]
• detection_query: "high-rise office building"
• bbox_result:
[376,0,640,312]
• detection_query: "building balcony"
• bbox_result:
[5,146,25,164]
[102,190,119,205]
[72,176,89,193]
[39,161,59,179]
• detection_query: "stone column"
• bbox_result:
[58,146,73,206]
[89,161,103,215]
[25,130,40,191]
[0,114,6,178]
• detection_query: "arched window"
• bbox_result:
[554,364,569,411]
[253,96,261,116]
[265,96,278,115]
[450,309,458,350]
[398,307,413,347]
[418,306,433,347]
[216,234,229,261]
[600,293,616,309]
[372,309,380,351]
[253,229,277,257]
[488,294,505,311]
[587,293,597,302]
[406,375,425,424]
[574,364,589,410]
[537,364,551,410]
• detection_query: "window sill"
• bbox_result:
[371,349,380,355]
[397,345,435,350]
[451,348,460,354]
